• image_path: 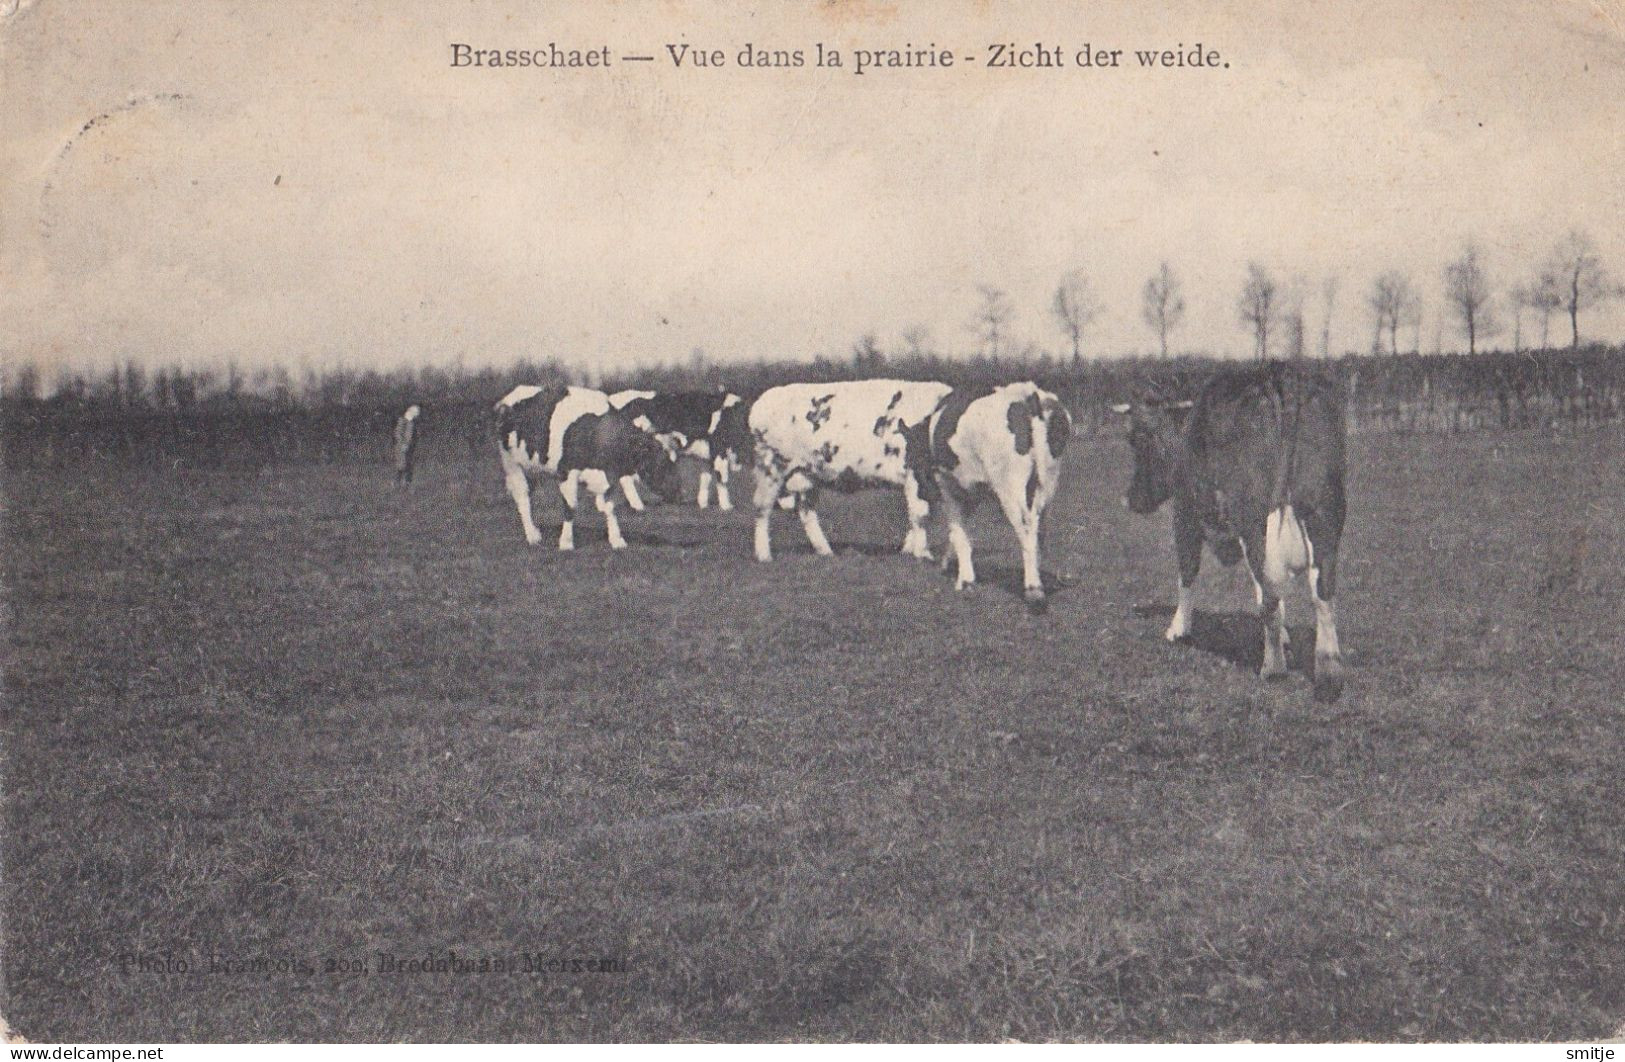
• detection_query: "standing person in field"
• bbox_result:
[394,404,422,487]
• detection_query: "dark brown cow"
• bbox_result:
[1115,362,1348,701]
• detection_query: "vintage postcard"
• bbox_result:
[2,0,1622,1045]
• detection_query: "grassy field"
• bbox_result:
[3,426,1622,1042]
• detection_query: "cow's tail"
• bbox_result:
[1028,391,1074,555]
[904,401,946,504]
[1263,375,1316,584]
[1036,393,1071,462]
[1028,392,1072,502]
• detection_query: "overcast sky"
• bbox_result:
[3,0,1622,380]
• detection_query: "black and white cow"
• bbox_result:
[608,390,750,511]
[748,380,952,562]
[909,382,1072,609]
[495,385,681,550]
[1115,362,1348,701]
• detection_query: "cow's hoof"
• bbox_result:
[1260,664,1290,682]
[524,534,544,547]
[1313,673,1345,703]
[609,541,628,551]
[1313,657,1346,703]
[954,579,975,592]
[1164,626,1190,643]
[1024,589,1047,614]
[718,502,734,512]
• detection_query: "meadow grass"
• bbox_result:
[2,427,1622,1040]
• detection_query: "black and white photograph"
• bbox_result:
[2,0,1622,1045]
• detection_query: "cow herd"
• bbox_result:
[492,363,1348,700]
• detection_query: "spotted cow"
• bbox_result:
[909,382,1072,610]
[495,385,681,550]
[1114,362,1348,701]
[608,390,751,511]
[748,380,952,562]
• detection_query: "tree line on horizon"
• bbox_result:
[1012,226,1619,364]
[4,226,1618,410]
[2,226,1620,474]
[2,342,1620,475]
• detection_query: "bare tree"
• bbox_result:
[1320,274,1340,357]
[1542,229,1623,349]
[1281,273,1309,358]
[7,363,41,402]
[850,333,883,373]
[970,285,1015,358]
[1443,241,1497,355]
[1052,270,1102,364]
[1509,286,1527,352]
[899,325,932,359]
[1141,261,1186,358]
[123,360,147,407]
[1368,271,1420,355]
[1501,280,1553,355]
[1528,271,1564,350]
[1406,292,1424,355]
[1237,261,1278,360]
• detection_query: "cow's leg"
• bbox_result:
[753,466,786,562]
[992,474,1045,608]
[696,469,713,509]
[938,487,975,589]
[1020,481,1049,609]
[939,490,978,574]
[619,474,647,512]
[797,489,835,557]
[1241,529,1288,680]
[1307,529,1345,703]
[900,472,933,561]
[584,471,628,550]
[713,455,734,511]
[1166,506,1202,641]
[556,470,581,551]
[505,464,545,546]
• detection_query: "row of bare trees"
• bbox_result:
[1371,230,1619,358]
[1246,231,1619,360]
[967,264,1189,364]
[959,229,1618,363]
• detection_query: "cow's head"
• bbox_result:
[633,433,685,501]
[1111,398,1193,514]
